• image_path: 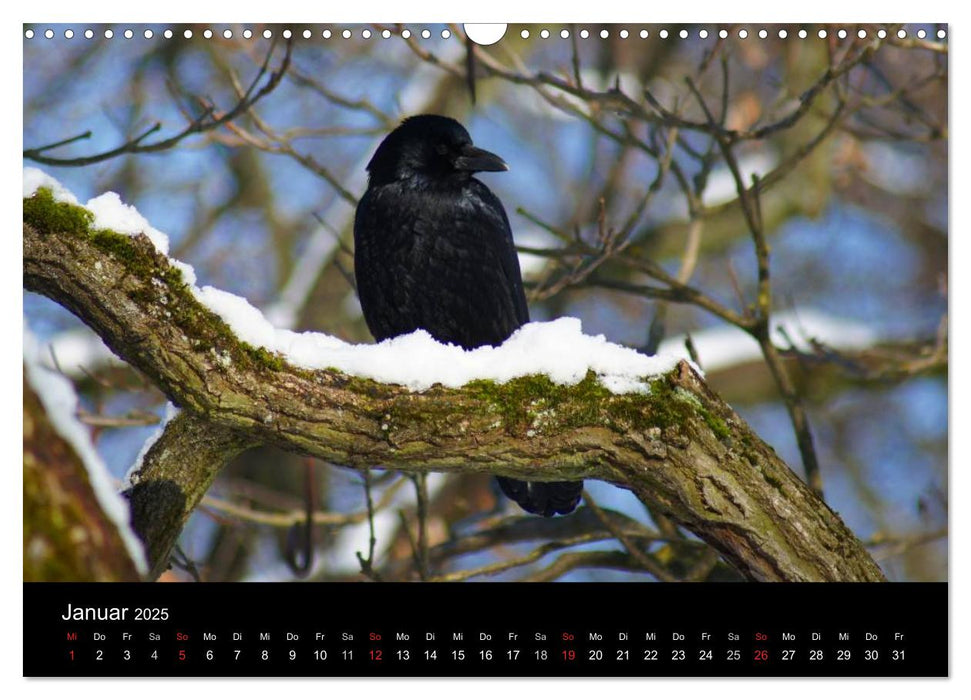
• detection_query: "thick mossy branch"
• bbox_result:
[125,412,255,580]
[24,375,142,582]
[23,189,886,582]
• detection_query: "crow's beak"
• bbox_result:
[454,144,508,173]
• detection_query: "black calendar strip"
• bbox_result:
[24,582,947,677]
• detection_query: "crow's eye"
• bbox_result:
[435,143,449,156]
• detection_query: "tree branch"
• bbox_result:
[126,411,255,579]
[22,189,886,582]
[23,40,292,167]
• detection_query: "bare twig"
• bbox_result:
[24,40,293,167]
[355,467,383,581]
[199,472,406,529]
[76,409,161,428]
[583,491,676,582]
[412,473,431,580]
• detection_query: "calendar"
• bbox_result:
[23,21,949,680]
[25,583,946,676]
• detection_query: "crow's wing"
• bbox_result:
[471,180,530,328]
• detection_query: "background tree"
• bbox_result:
[23,23,947,582]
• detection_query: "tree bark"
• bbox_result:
[126,412,255,580]
[24,375,141,581]
[23,190,887,582]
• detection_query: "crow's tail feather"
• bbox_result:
[495,477,583,517]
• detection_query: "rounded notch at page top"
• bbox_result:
[464,24,507,46]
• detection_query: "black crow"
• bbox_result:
[353,114,582,517]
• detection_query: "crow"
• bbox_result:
[353,114,582,517]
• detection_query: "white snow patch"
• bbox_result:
[124,402,182,488]
[23,166,80,205]
[24,325,148,575]
[84,191,170,255]
[201,282,681,393]
[171,260,197,286]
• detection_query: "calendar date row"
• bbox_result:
[67,645,910,664]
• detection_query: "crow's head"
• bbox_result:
[366,114,508,185]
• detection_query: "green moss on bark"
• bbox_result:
[22,187,93,235]
[24,188,290,376]
[459,371,718,438]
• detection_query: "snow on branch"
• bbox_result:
[22,169,886,582]
[24,167,684,394]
